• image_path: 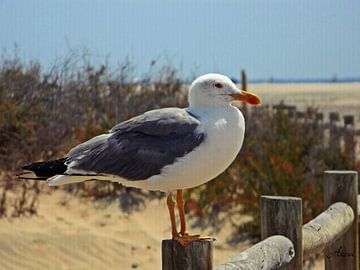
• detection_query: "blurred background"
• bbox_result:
[0,0,359,269]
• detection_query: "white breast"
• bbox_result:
[139,105,245,192]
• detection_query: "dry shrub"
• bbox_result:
[1,51,358,229]
[0,173,40,218]
[0,52,185,216]
[185,104,359,237]
[0,52,186,170]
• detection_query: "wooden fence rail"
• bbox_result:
[162,171,359,270]
[302,202,354,259]
[215,235,294,270]
[258,171,358,270]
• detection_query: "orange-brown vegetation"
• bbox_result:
[0,54,358,241]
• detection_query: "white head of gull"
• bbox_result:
[19,73,261,245]
[188,73,259,108]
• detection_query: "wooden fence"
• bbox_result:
[162,170,359,270]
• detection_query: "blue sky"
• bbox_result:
[1,0,359,80]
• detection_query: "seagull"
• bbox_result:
[18,73,260,245]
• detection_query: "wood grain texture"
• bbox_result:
[162,239,213,270]
[357,194,360,219]
[302,202,354,259]
[324,171,358,270]
[261,196,302,270]
[215,235,294,270]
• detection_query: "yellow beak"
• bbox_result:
[229,90,261,105]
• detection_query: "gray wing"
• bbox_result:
[66,108,205,180]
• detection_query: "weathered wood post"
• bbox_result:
[261,196,303,269]
[162,239,213,270]
[324,171,358,270]
[241,69,247,92]
[241,69,248,117]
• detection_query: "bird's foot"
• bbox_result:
[173,233,215,246]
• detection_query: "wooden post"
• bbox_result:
[324,171,358,270]
[162,239,213,270]
[241,69,247,91]
[261,196,303,270]
[241,69,248,116]
[343,115,354,127]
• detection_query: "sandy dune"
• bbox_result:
[0,189,326,270]
[248,83,360,126]
[0,189,251,270]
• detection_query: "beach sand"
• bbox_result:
[248,83,360,127]
[0,189,253,270]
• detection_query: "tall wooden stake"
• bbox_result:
[324,171,358,270]
[241,69,248,116]
[241,69,247,92]
[261,196,303,270]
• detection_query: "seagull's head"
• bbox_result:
[188,73,260,107]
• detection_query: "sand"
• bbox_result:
[248,83,360,127]
[0,189,252,270]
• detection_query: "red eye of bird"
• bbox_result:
[214,83,223,89]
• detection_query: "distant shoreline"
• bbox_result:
[182,78,360,84]
[249,78,360,84]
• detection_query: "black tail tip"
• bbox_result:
[20,158,67,178]
[22,163,35,171]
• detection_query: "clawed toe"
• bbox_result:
[173,234,215,246]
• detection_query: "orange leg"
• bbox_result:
[176,190,188,236]
[173,190,214,246]
[167,192,179,238]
